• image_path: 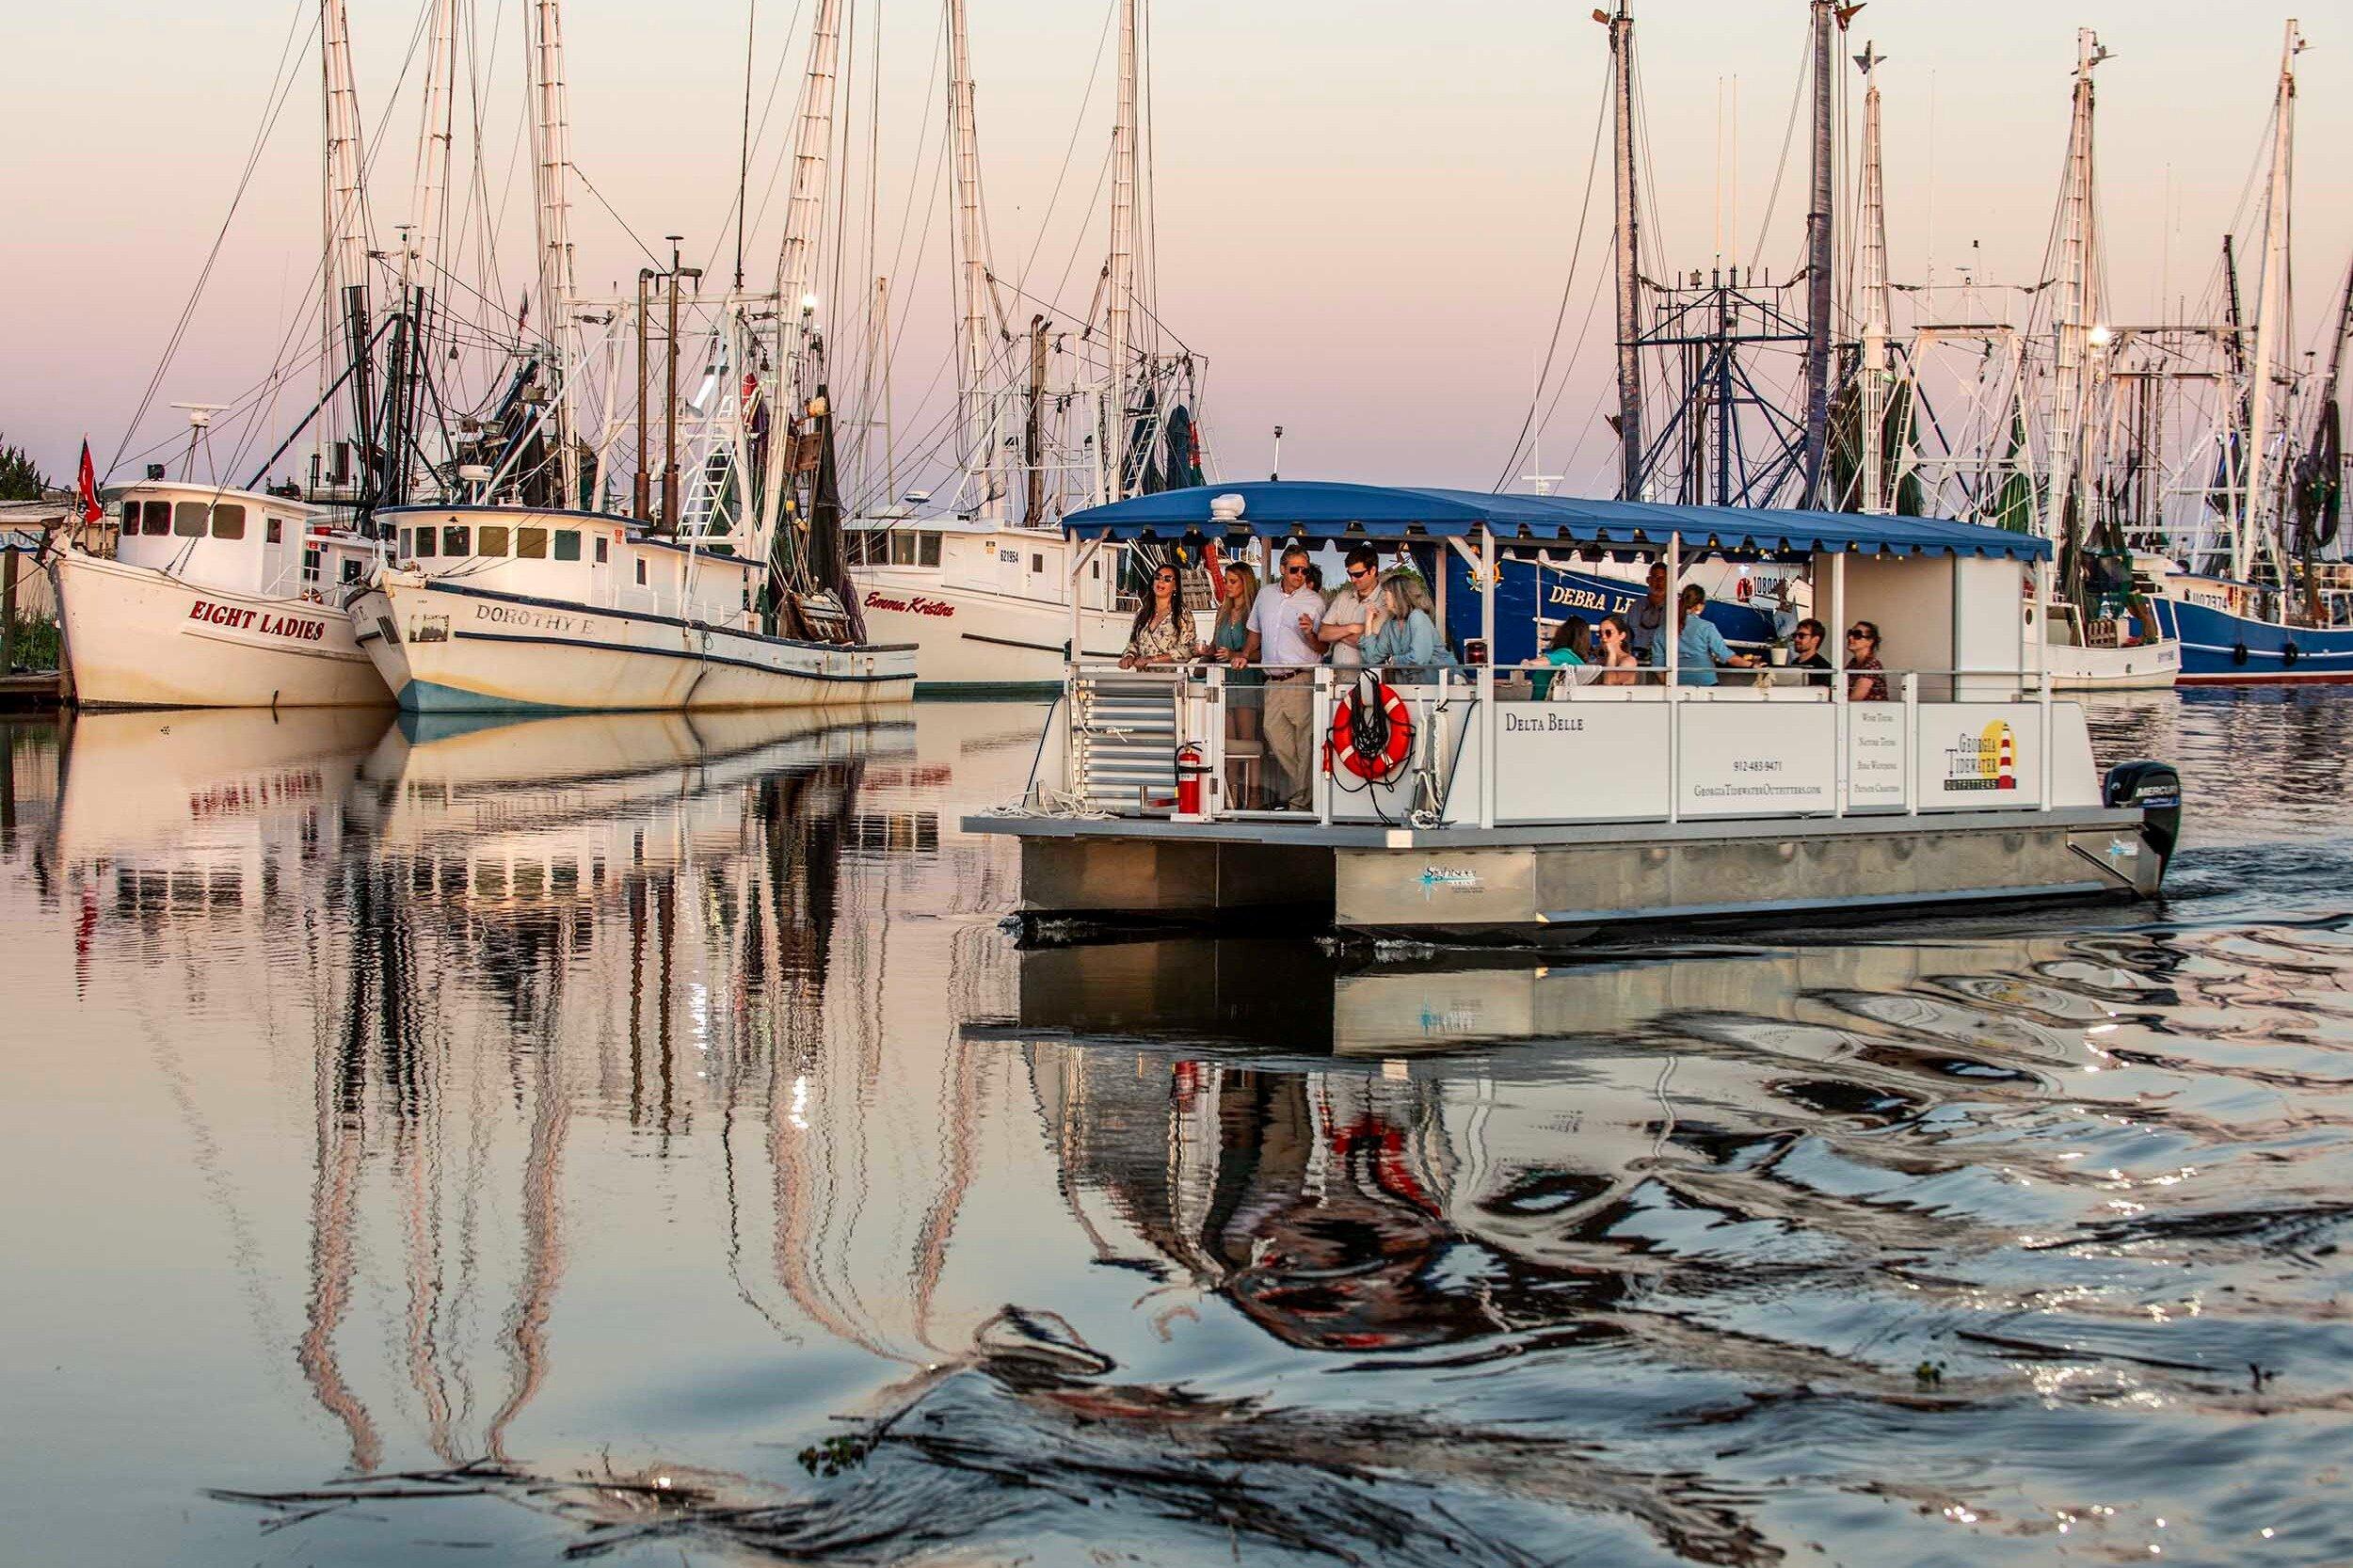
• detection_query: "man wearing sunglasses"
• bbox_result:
[1239,545,1327,810]
[1312,545,1384,669]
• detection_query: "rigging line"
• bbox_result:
[1527,260,1619,487]
[1009,0,1120,308]
[1745,24,1812,273]
[738,0,757,289]
[1490,55,1610,488]
[218,0,443,481]
[108,0,318,479]
[734,0,814,260]
[571,163,666,270]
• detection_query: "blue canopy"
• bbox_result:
[1061,481,2052,562]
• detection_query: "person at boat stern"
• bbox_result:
[1660,584,1761,686]
[1846,621,1890,700]
[1629,562,1672,663]
[1789,617,1833,687]
[1239,545,1326,810]
[1118,563,1200,669]
[1313,546,1384,667]
[1358,571,1454,680]
[1211,562,1264,793]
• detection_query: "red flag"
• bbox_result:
[76,440,102,524]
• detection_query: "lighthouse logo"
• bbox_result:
[1944,721,2018,792]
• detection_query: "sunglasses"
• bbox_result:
[1846,630,1872,640]
[1346,568,1371,581]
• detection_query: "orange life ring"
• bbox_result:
[1329,681,1412,780]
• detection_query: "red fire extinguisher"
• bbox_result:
[1175,741,1208,815]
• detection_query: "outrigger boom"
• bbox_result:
[965,483,2184,940]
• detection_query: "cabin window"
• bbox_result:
[397,528,411,557]
[1090,560,1101,581]
[891,531,917,566]
[210,504,245,540]
[919,531,941,567]
[173,502,208,536]
[342,557,363,584]
[265,519,282,544]
[517,526,548,559]
[412,527,437,559]
[553,529,581,562]
[301,546,322,584]
[635,558,648,586]
[594,536,608,565]
[477,524,509,556]
[441,524,469,555]
[1031,552,1044,574]
[139,500,170,535]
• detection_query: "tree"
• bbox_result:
[0,437,49,502]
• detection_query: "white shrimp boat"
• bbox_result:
[351,506,915,712]
[53,481,389,710]
[968,485,2184,941]
[849,519,1204,691]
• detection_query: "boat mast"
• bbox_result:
[2241,19,2303,584]
[1606,2,1642,500]
[2046,28,2107,594]
[1797,0,1836,507]
[757,0,842,552]
[1104,0,1141,503]
[526,0,579,504]
[946,0,1002,522]
[1855,40,1891,515]
[387,0,457,509]
[323,0,376,512]
[1106,0,1139,502]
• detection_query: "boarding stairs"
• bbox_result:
[1071,669,1181,812]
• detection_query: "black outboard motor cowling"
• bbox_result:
[2104,760,2184,882]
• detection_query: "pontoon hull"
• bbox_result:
[977,808,2168,941]
[52,547,389,710]
[353,577,917,712]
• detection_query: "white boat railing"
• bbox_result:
[1064,659,2067,830]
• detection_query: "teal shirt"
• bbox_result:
[1359,609,1450,673]
[1653,616,1733,685]
[1529,646,1584,699]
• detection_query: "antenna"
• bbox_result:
[168,403,231,481]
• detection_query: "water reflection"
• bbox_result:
[5,698,2352,1565]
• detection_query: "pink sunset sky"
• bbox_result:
[3,0,2346,499]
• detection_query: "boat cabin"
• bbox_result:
[849,515,1166,615]
[107,480,375,600]
[379,505,766,630]
[971,483,2176,936]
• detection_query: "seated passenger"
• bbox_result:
[1657,584,1761,686]
[1845,621,1890,700]
[1357,572,1453,678]
[1595,614,1642,685]
[1788,617,1832,687]
[1528,616,1593,699]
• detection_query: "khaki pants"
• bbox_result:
[1261,677,1316,810]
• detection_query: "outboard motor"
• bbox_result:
[2104,760,2184,884]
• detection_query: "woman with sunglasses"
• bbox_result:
[1845,621,1889,701]
[1594,614,1642,686]
[1117,562,1200,670]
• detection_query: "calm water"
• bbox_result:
[2,693,2349,1565]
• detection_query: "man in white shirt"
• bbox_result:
[1314,545,1383,669]
[1238,545,1325,809]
